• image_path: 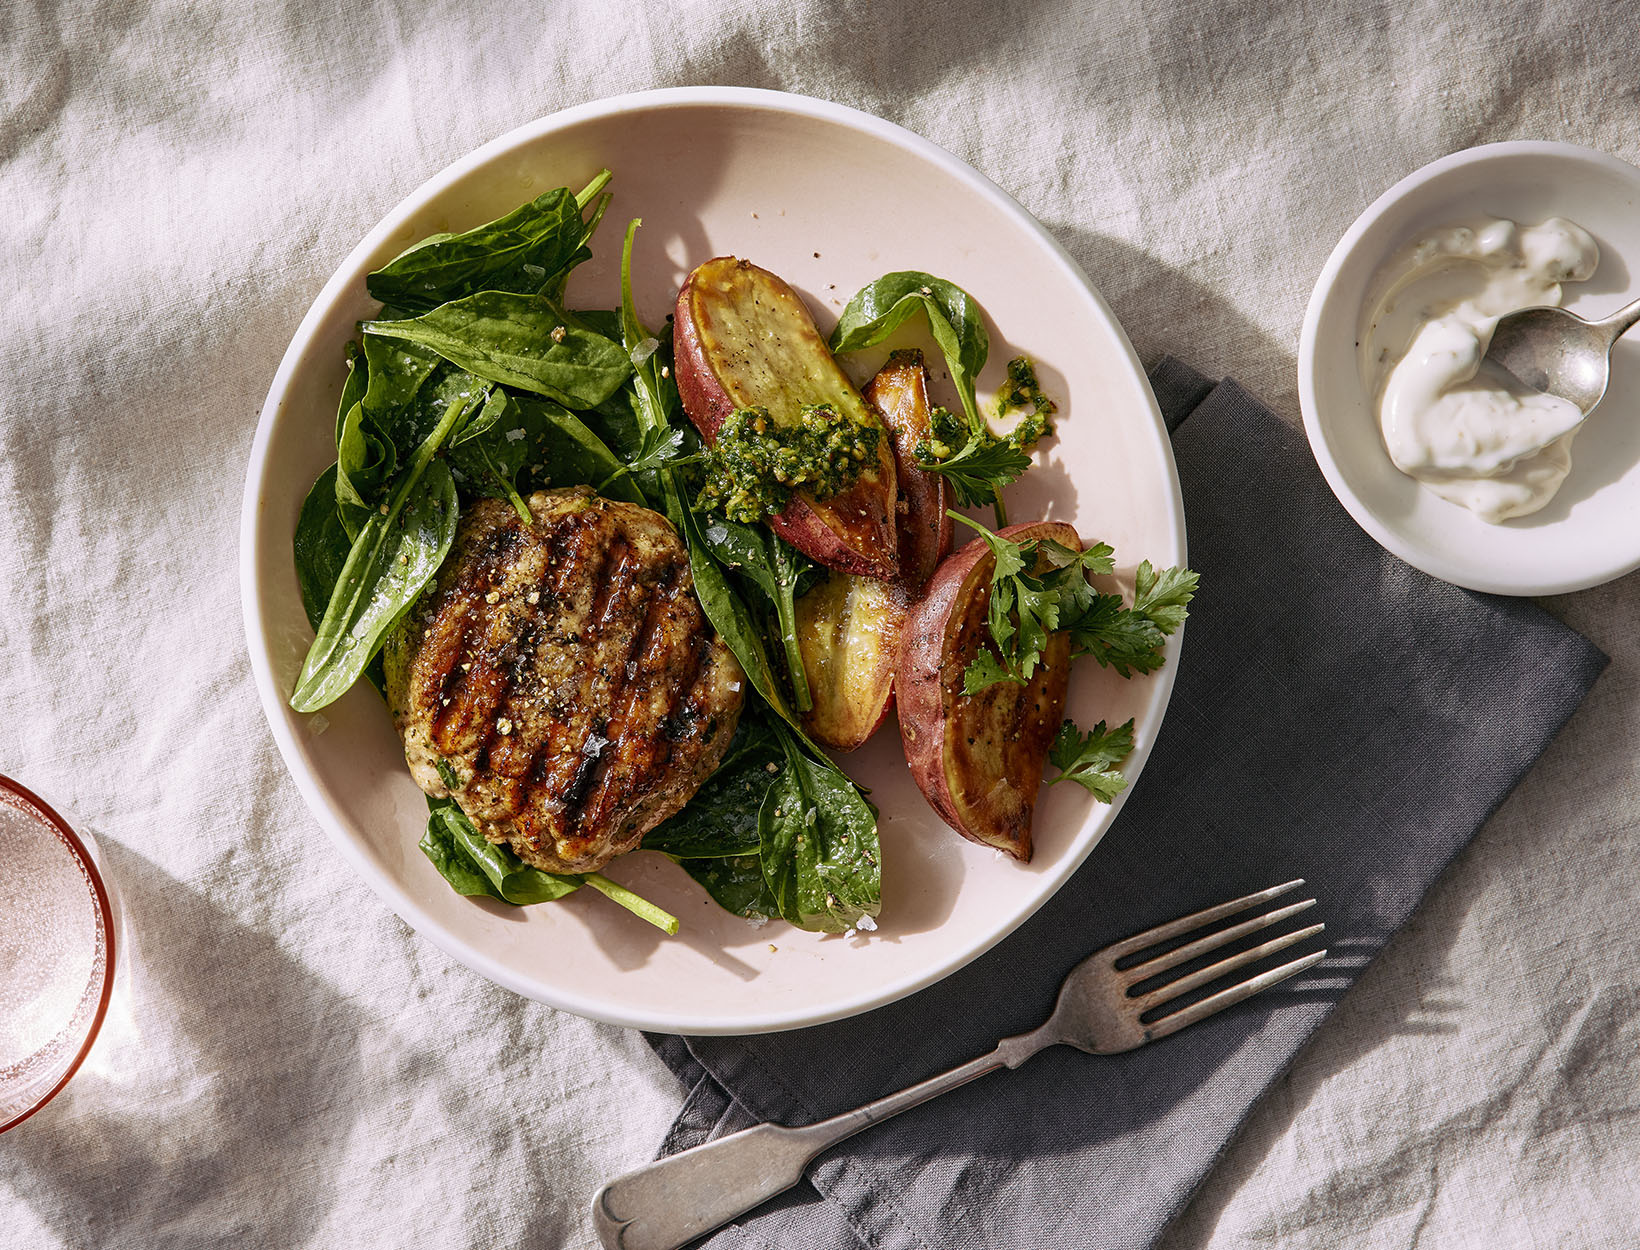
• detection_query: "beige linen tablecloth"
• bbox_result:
[3,2,1637,1245]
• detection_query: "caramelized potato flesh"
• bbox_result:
[865,349,952,596]
[795,570,904,751]
[674,257,899,579]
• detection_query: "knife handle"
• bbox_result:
[590,1041,1036,1249]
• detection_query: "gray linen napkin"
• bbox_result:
[646,359,1608,1250]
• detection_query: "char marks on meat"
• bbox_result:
[385,489,745,874]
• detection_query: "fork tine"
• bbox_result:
[1124,899,1318,981]
[1132,922,1325,1010]
[1141,949,1328,1042]
[1104,880,1307,963]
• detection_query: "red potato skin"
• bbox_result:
[896,521,1079,860]
[674,258,898,580]
[797,353,951,752]
[864,350,952,597]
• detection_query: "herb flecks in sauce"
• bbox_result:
[996,355,1057,436]
[697,403,882,524]
[900,354,1057,517]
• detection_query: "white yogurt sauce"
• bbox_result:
[1361,217,1600,522]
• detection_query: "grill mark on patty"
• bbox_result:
[588,535,632,630]
[580,563,708,833]
[469,522,524,590]
[500,514,637,840]
[548,539,664,830]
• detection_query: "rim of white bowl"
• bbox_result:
[1298,139,1640,597]
[239,86,1185,1033]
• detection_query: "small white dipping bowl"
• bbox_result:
[1299,141,1640,596]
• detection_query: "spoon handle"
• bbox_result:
[1595,292,1640,342]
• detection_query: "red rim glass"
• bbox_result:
[0,775,117,1135]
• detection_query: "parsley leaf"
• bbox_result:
[1047,718,1135,801]
[948,512,1196,692]
[1067,560,1199,676]
[597,423,698,494]
[1133,560,1200,634]
[960,649,1019,696]
[913,402,1048,515]
[913,407,1034,507]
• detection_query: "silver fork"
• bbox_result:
[592,880,1326,1250]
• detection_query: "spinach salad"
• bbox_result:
[290,171,1190,936]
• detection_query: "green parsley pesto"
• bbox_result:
[698,403,882,524]
[996,355,1058,440]
[911,355,1057,511]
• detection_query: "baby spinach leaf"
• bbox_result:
[421,778,679,930]
[291,389,476,712]
[448,382,514,448]
[582,382,645,461]
[677,501,803,735]
[831,271,989,414]
[758,725,881,933]
[642,721,781,860]
[335,401,397,538]
[334,341,369,447]
[674,854,779,921]
[419,799,506,900]
[434,797,582,904]
[366,172,612,313]
[616,220,691,523]
[521,399,645,504]
[340,351,485,538]
[362,292,631,409]
[447,389,533,510]
[699,518,815,712]
[361,335,443,423]
[571,307,624,343]
[294,464,352,630]
[381,362,492,463]
[291,457,459,711]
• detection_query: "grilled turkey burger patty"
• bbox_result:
[384,489,745,874]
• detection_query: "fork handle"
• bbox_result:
[591,1031,1047,1250]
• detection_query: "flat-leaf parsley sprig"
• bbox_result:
[911,355,1059,515]
[1047,719,1136,801]
[949,511,1197,694]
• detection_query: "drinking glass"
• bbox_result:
[0,775,116,1133]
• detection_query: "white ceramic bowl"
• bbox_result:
[240,88,1185,1034]
[1299,141,1640,595]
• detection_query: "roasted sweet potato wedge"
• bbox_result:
[896,521,1078,860]
[865,349,952,596]
[795,570,905,751]
[674,257,898,579]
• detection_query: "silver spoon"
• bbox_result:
[1484,293,1640,416]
